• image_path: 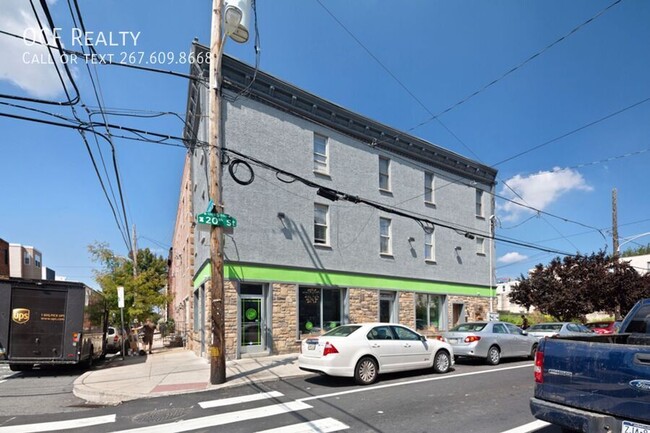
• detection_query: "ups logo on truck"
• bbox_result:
[12,308,30,324]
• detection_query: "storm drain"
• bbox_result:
[132,407,192,424]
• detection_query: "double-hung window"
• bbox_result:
[379,156,391,191]
[380,217,392,255]
[475,189,484,217]
[476,236,485,255]
[424,231,435,262]
[23,252,30,266]
[314,203,329,245]
[313,133,328,174]
[424,172,435,204]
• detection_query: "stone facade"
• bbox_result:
[348,288,379,323]
[270,283,299,354]
[448,295,491,326]
[398,291,416,329]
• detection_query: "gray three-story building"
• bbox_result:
[170,42,498,359]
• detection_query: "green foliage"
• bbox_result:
[621,243,650,257]
[88,242,169,325]
[510,250,650,321]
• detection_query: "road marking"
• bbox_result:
[255,417,350,433]
[500,420,550,433]
[0,380,5,385]
[199,390,284,409]
[112,401,313,433]
[0,414,116,433]
[298,363,534,402]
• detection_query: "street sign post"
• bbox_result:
[197,212,237,227]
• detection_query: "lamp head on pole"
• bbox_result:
[224,0,251,43]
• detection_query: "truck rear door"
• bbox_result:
[538,336,650,423]
[10,287,67,361]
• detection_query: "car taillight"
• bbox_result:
[534,351,544,383]
[323,342,339,356]
[114,336,119,343]
[435,336,447,342]
[464,336,481,343]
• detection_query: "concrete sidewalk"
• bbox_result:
[73,337,310,405]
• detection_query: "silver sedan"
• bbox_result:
[526,322,594,341]
[442,321,538,365]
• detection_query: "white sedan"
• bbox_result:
[298,323,454,385]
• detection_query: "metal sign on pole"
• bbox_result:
[117,286,126,360]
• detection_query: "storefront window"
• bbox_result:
[416,294,445,332]
[298,287,342,337]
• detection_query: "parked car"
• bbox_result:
[527,322,594,340]
[105,326,124,354]
[298,323,454,385]
[442,321,538,365]
[585,320,619,334]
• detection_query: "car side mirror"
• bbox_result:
[522,331,528,336]
[420,335,427,342]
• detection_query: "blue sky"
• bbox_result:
[1,0,649,288]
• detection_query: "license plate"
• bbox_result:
[449,339,458,344]
[623,420,650,433]
[307,344,316,350]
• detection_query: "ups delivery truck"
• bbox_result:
[0,278,107,371]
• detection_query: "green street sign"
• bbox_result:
[197,212,238,228]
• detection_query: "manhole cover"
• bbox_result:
[132,407,192,424]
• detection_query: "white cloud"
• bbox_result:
[498,167,592,222]
[497,251,529,265]
[0,0,67,98]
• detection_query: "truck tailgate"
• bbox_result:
[537,337,650,422]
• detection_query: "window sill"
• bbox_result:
[476,215,486,220]
[314,243,333,250]
[380,253,394,259]
[425,259,437,265]
[313,170,331,179]
[379,188,393,196]
[425,201,437,208]
[476,252,486,256]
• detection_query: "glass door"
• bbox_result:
[379,291,395,323]
[240,284,266,354]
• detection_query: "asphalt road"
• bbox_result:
[0,358,565,433]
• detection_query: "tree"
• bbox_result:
[89,242,169,326]
[510,251,650,321]
[621,243,650,257]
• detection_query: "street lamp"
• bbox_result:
[616,232,650,254]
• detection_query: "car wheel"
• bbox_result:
[433,350,451,374]
[486,346,501,365]
[529,343,538,360]
[354,356,378,385]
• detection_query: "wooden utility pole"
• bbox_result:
[612,188,619,256]
[132,224,138,277]
[209,0,226,385]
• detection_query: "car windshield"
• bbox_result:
[450,323,486,332]
[529,324,562,331]
[322,325,361,337]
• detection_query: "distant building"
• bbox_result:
[495,278,529,314]
[42,266,56,280]
[9,244,42,280]
[0,238,9,278]
[621,254,650,275]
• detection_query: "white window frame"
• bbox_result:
[424,172,435,204]
[424,231,435,262]
[476,236,485,255]
[380,217,392,255]
[314,203,330,246]
[379,156,391,192]
[23,252,30,266]
[35,254,41,268]
[313,133,329,174]
[475,189,484,217]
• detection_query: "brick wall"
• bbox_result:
[348,288,379,323]
[448,295,491,325]
[271,283,299,355]
[398,291,415,328]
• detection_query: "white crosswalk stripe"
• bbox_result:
[199,390,284,408]
[255,417,349,433]
[0,414,116,433]
[112,401,313,433]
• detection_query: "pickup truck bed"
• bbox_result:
[530,299,650,433]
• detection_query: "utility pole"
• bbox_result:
[132,224,138,277]
[612,188,619,256]
[209,0,226,385]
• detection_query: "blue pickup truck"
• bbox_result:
[530,298,650,433]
